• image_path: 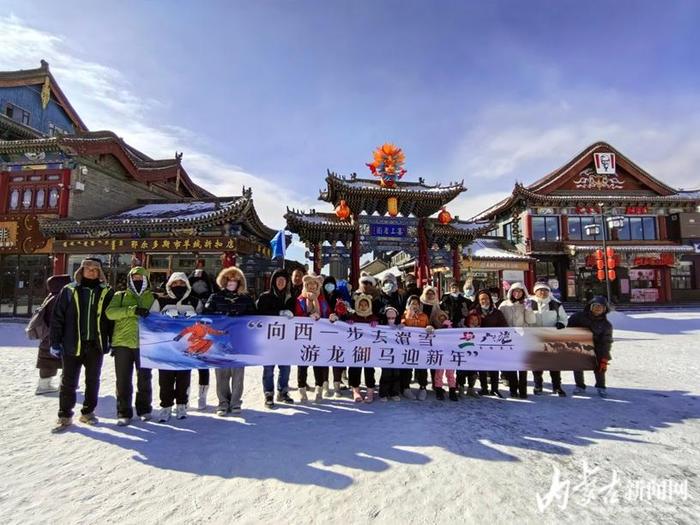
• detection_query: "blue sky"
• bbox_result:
[1,1,699,262]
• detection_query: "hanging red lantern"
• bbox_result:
[387,196,398,217]
[597,270,606,281]
[607,257,616,269]
[595,249,603,260]
[335,199,351,221]
[596,260,605,270]
[606,247,615,258]
[608,269,617,281]
[438,206,452,224]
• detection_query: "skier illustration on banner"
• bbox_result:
[172,318,228,356]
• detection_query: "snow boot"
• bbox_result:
[435,387,446,401]
[573,386,586,395]
[139,412,152,422]
[458,385,465,397]
[197,385,209,410]
[276,391,295,404]
[157,407,172,422]
[117,417,131,427]
[230,406,242,415]
[466,387,480,398]
[215,406,228,417]
[322,381,332,398]
[364,388,375,404]
[491,389,504,399]
[333,381,343,398]
[402,388,416,400]
[597,387,608,398]
[314,385,323,402]
[533,386,544,395]
[352,387,363,402]
[264,392,275,408]
[298,387,308,403]
[480,387,489,396]
[78,413,98,425]
[36,377,58,395]
[554,387,567,397]
[51,417,72,433]
[175,404,187,419]
[417,388,428,401]
[390,395,401,402]
[449,388,459,401]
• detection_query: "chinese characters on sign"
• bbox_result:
[57,236,270,256]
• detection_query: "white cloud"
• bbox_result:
[0,15,319,260]
[448,95,700,190]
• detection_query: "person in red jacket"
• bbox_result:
[347,294,379,403]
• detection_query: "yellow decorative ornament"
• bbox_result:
[387,196,398,217]
[41,77,51,109]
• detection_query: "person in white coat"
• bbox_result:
[498,282,536,398]
[530,282,568,396]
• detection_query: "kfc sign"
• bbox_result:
[594,152,616,174]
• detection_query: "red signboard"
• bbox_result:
[633,253,675,267]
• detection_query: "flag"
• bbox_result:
[270,229,286,260]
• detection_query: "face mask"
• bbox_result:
[382,283,394,293]
[172,286,187,299]
[226,281,238,292]
[324,283,335,293]
[194,269,203,277]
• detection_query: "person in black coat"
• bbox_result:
[188,258,217,302]
[376,273,405,322]
[50,257,114,432]
[568,295,613,397]
[34,274,72,395]
[256,268,295,407]
[205,266,256,415]
[440,281,471,328]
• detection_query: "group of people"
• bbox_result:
[33,257,613,434]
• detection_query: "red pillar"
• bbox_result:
[416,218,432,287]
[58,169,71,218]
[313,243,322,275]
[451,246,461,284]
[350,218,361,290]
[222,251,237,268]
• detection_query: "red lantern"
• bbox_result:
[335,199,351,221]
[607,257,616,269]
[596,260,605,270]
[595,249,603,260]
[438,206,452,224]
[597,270,606,281]
[606,247,614,257]
[608,269,616,281]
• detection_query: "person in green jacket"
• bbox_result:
[105,266,159,426]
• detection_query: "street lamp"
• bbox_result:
[584,203,623,303]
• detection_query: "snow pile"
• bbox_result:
[0,311,698,523]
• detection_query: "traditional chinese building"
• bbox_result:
[471,142,700,303]
[40,190,276,294]
[285,165,494,288]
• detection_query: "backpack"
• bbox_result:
[25,295,53,341]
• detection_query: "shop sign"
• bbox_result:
[56,236,270,257]
[0,216,48,254]
[594,152,616,174]
[463,260,529,271]
[633,253,674,266]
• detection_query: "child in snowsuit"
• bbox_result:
[431,308,458,401]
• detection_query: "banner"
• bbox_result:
[139,315,597,372]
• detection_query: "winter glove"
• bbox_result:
[135,307,150,318]
[311,313,321,321]
[597,357,609,373]
[279,310,294,319]
[555,322,565,330]
[329,313,339,323]
[50,346,62,359]
[425,325,435,334]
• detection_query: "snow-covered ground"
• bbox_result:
[0,311,698,524]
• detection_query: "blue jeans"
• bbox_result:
[263,365,290,393]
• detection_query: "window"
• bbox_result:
[568,216,607,240]
[5,103,30,126]
[616,216,657,240]
[503,222,513,241]
[9,189,19,210]
[35,188,45,208]
[21,189,32,209]
[536,261,557,279]
[531,216,560,242]
[48,188,59,208]
[671,263,693,289]
[48,123,67,136]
